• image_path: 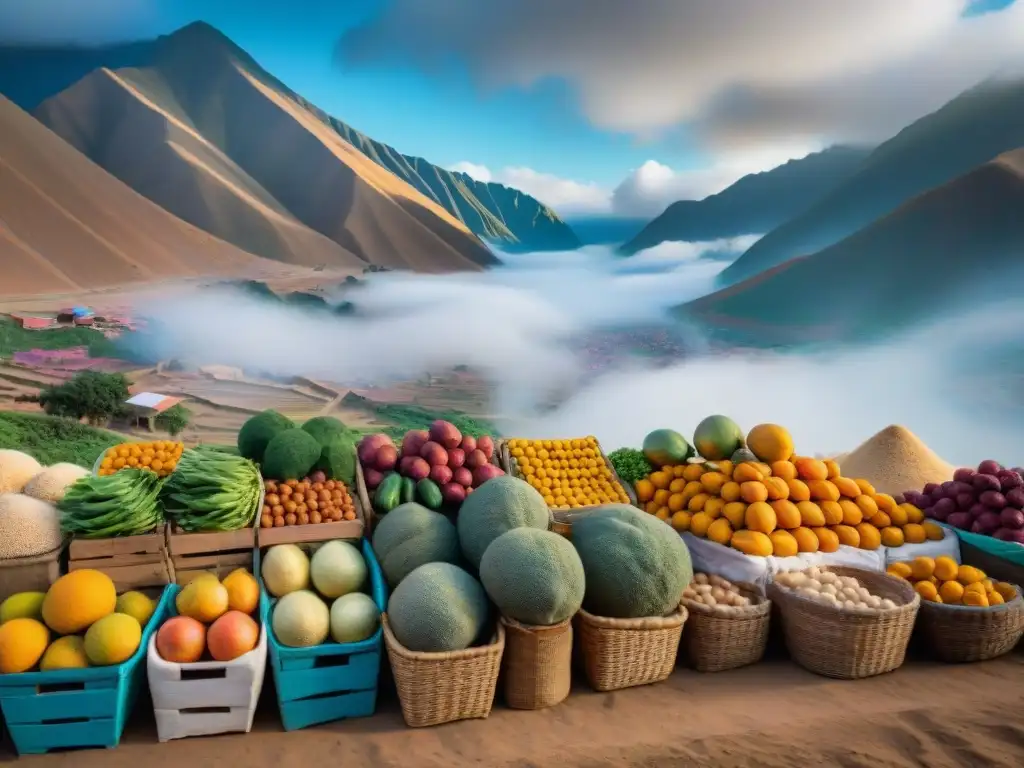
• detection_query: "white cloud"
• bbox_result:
[450,162,612,214]
[339,0,1024,150]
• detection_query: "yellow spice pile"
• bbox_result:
[838,425,954,497]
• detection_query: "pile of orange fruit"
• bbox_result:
[634,423,945,557]
[97,440,184,478]
[506,436,630,509]
[888,557,1017,606]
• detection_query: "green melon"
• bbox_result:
[572,504,693,619]
[692,415,744,461]
[372,503,461,588]
[479,528,584,626]
[386,562,490,652]
[302,416,349,448]
[456,475,549,569]
[642,429,694,467]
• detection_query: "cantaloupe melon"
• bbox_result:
[372,503,460,588]
[572,504,693,619]
[310,540,366,598]
[479,528,584,626]
[272,590,330,647]
[387,563,489,652]
[261,544,310,597]
[456,475,549,569]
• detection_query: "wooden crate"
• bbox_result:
[256,489,366,547]
[0,544,65,602]
[68,526,171,591]
[165,526,255,585]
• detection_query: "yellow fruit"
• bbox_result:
[704,497,726,520]
[222,569,260,615]
[740,481,769,504]
[854,494,878,518]
[668,478,687,494]
[0,592,46,624]
[932,556,958,582]
[42,569,117,635]
[176,577,230,623]
[785,478,811,502]
[922,521,944,541]
[744,501,777,535]
[733,463,764,483]
[886,503,908,527]
[770,461,797,480]
[0,618,49,673]
[689,511,713,538]
[794,458,828,482]
[723,501,747,529]
[700,472,728,495]
[683,480,704,498]
[40,635,90,670]
[988,591,1005,606]
[901,503,925,524]
[819,500,844,526]
[869,512,892,529]
[963,589,989,607]
[746,424,795,463]
[707,517,733,545]
[655,508,670,521]
[887,561,913,579]
[880,527,904,548]
[832,477,861,498]
[939,580,965,604]
[994,582,1017,601]
[796,500,825,528]
[910,556,936,581]
[682,464,705,482]
[687,493,710,512]
[634,479,654,502]
[823,460,841,479]
[761,476,788,501]
[670,511,692,532]
[855,524,881,551]
[792,526,819,553]
[770,499,801,529]
[834,524,861,548]
[654,489,671,507]
[914,581,939,602]
[115,591,156,628]
[812,527,840,553]
[808,480,840,503]
[956,565,985,586]
[720,481,741,502]
[902,523,926,544]
[84,613,141,666]
[853,478,876,495]
[649,471,671,490]
[838,499,863,526]
[730,530,773,557]
[769,529,799,557]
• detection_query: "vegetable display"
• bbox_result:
[59,468,163,538]
[161,446,263,532]
[506,436,629,509]
[259,472,357,528]
[360,421,502,516]
[773,567,900,611]
[634,421,945,556]
[97,441,184,478]
[887,557,1018,606]
[904,460,1024,545]
[607,447,653,485]
[237,411,357,486]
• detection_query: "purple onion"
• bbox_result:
[968,503,989,520]
[953,468,976,483]
[956,493,976,510]
[950,481,973,496]
[977,460,1003,475]
[934,497,956,517]
[972,474,1001,493]
[1000,507,1024,529]
[925,505,947,521]
[998,470,1023,491]
[941,480,957,495]
[980,490,1007,510]
[947,511,972,530]
[1006,488,1024,509]
[974,511,1002,534]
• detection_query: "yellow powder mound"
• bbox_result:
[838,425,954,497]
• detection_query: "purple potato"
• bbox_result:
[968,502,989,520]
[953,468,976,484]
[972,474,1001,493]
[994,528,1024,544]
[947,511,973,530]
[980,490,1007,510]
[902,490,924,507]
[975,511,1002,534]
[977,459,1003,475]
[1000,507,1024,529]
[956,493,976,510]
[1012,467,1024,477]
[998,470,1023,491]
[923,482,941,496]
[925,505,948,521]
[934,497,956,517]
[950,481,973,496]
[941,480,957,495]
[1006,488,1024,509]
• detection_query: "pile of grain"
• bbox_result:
[838,425,954,497]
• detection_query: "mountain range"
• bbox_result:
[0,22,578,255]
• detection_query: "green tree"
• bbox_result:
[37,371,131,425]
[155,403,192,436]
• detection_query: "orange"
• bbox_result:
[222,569,259,615]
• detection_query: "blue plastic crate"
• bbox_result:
[0,586,172,755]
[260,538,387,731]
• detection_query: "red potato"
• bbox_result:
[399,455,418,476]
[420,441,449,467]
[429,420,463,450]
[472,464,504,487]
[441,482,466,505]
[477,435,495,460]
[452,466,473,488]
[465,449,488,470]
[429,464,453,486]
[447,448,466,468]
[406,457,431,482]
[375,444,398,472]
[460,435,477,453]
[363,467,384,490]
[401,430,430,458]
[358,433,392,466]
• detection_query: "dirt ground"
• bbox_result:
[7,654,1023,768]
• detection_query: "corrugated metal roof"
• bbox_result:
[125,392,183,413]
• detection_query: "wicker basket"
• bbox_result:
[915,588,1024,663]
[500,616,572,710]
[576,604,687,692]
[767,566,919,680]
[682,581,771,673]
[382,614,504,728]
[0,543,65,602]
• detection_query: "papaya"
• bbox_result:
[796,500,825,528]
[785,478,811,502]
[771,499,801,529]
[763,477,790,501]
[770,461,797,480]
[707,518,733,546]
[887,504,909,527]
[854,478,876,495]
[740,481,768,504]
[838,499,863,526]
[794,458,828,482]
[901,522,926,543]
[922,521,943,541]
[869,511,891,529]
[823,459,841,480]
[854,494,879,518]
[687,493,710,512]
[902,504,925,524]
[744,502,777,535]
[819,500,844,525]
[700,472,729,495]
[812,527,840,553]
[745,424,795,463]
[704,497,726,520]
[933,556,958,581]
[731,530,773,557]
[855,524,881,551]
[723,501,747,529]
[872,493,898,514]
[831,477,861,498]
[689,512,713,538]
[808,480,840,503]
[733,463,764,483]
[832,524,860,548]
[769,529,798,557]
[791,527,819,553]
[880,527,904,548]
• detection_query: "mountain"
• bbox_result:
[30,25,496,273]
[680,148,1024,345]
[0,95,298,296]
[720,78,1024,286]
[0,24,578,253]
[619,146,871,255]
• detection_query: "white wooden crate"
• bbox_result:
[147,624,268,742]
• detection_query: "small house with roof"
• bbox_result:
[124,392,184,431]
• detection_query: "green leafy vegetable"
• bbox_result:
[607,448,653,485]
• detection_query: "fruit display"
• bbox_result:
[0,493,63,559]
[634,421,946,556]
[261,542,380,647]
[903,460,1024,544]
[259,472,357,528]
[682,572,755,616]
[773,567,900,611]
[506,435,629,510]
[360,421,502,516]
[238,411,356,486]
[0,449,43,493]
[156,569,260,662]
[0,569,158,673]
[607,447,653,485]
[161,446,263,532]
[887,557,1018,606]
[59,468,164,538]
[97,441,184,478]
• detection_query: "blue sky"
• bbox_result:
[2,0,1021,217]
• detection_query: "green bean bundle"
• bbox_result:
[161,445,262,532]
[59,468,164,538]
